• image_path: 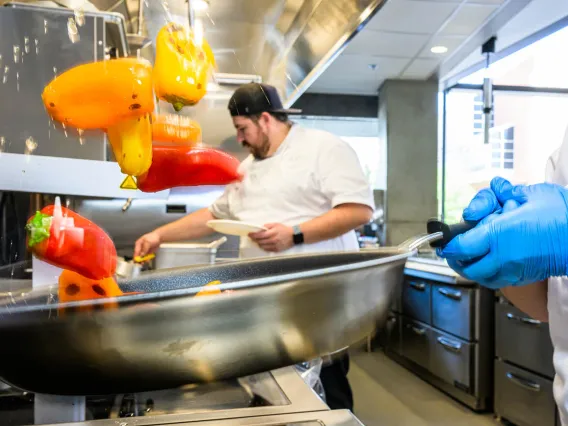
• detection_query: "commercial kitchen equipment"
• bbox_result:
[0,366,357,425]
[494,295,559,426]
[0,234,439,396]
[382,253,495,411]
[42,410,365,426]
[154,237,228,269]
[0,0,390,200]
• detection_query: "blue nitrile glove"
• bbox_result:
[438,182,568,288]
[435,177,519,259]
[462,176,516,221]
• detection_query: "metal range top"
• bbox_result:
[45,409,363,426]
[108,410,362,425]
[34,367,331,426]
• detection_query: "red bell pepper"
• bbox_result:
[25,205,117,280]
[137,146,241,193]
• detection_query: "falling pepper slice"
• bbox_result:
[152,113,202,146]
[136,146,241,193]
[26,205,117,281]
[195,280,222,297]
[107,113,153,177]
[153,23,216,111]
[57,269,141,315]
[42,58,154,130]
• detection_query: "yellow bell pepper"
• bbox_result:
[153,23,216,112]
[107,113,152,177]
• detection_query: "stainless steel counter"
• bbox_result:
[405,257,476,286]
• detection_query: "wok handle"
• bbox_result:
[426,219,477,249]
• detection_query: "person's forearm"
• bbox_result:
[501,280,549,322]
[299,203,373,245]
[155,208,216,242]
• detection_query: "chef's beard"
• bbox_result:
[243,132,270,160]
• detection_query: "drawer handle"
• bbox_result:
[437,336,462,353]
[408,325,426,336]
[409,281,426,291]
[506,313,541,326]
[505,372,541,392]
[438,288,462,300]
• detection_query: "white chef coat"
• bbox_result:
[545,125,568,425]
[209,123,375,259]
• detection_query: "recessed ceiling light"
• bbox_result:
[191,0,210,12]
[430,45,448,54]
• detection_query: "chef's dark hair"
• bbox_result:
[249,112,290,124]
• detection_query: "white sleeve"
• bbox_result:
[317,138,375,210]
[208,187,232,219]
[545,149,559,183]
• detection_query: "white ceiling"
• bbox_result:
[307,0,507,95]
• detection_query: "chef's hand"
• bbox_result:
[438,181,568,288]
[134,231,161,258]
[249,223,294,253]
[461,176,516,221]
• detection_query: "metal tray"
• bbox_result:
[0,235,436,396]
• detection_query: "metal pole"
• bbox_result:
[137,0,144,36]
[483,77,493,145]
[441,89,448,222]
[188,0,195,29]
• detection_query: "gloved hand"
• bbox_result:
[438,180,568,288]
[461,177,516,221]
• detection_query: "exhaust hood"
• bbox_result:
[101,0,387,106]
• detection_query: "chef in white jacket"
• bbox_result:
[437,126,568,424]
[134,83,375,411]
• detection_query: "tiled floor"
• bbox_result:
[349,350,499,426]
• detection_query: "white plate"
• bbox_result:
[206,220,267,237]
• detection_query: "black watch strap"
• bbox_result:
[293,225,304,245]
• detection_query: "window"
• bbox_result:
[460,26,568,88]
[489,125,515,170]
[472,94,494,136]
[443,90,568,223]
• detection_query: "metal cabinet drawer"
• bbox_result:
[402,278,431,324]
[496,302,554,378]
[495,360,555,426]
[401,317,431,371]
[384,313,402,354]
[430,329,473,392]
[432,285,475,341]
[390,280,403,313]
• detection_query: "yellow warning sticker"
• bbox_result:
[120,175,138,190]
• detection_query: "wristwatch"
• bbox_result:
[293,225,304,245]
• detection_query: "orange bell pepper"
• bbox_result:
[152,113,202,145]
[58,270,142,316]
[42,58,154,130]
[153,23,216,111]
[195,280,222,297]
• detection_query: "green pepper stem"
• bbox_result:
[173,102,184,112]
[25,211,52,247]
